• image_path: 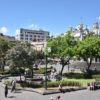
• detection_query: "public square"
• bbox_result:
[0,82,100,100]
[1,0,100,100]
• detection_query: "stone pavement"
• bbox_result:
[0,82,16,100]
[1,76,86,95]
[0,79,100,100]
[1,83,100,100]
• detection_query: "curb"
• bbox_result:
[21,87,87,95]
[0,82,86,95]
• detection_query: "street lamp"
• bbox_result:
[45,47,51,90]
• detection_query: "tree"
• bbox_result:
[6,43,35,81]
[75,36,100,71]
[0,37,10,72]
[46,32,77,76]
[6,45,27,80]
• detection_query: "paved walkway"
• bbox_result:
[1,81,100,100]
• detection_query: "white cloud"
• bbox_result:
[0,26,9,35]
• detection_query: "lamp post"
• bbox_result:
[45,47,51,90]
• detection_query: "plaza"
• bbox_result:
[0,82,100,100]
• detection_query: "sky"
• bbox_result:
[0,0,100,36]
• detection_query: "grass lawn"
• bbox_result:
[62,78,95,87]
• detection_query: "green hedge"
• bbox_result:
[63,72,85,79]
[19,81,42,88]
[47,80,81,88]
[34,68,51,74]
[16,80,82,88]
[92,74,100,81]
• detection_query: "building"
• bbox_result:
[68,22,100,40]
[31,41,46,51]
[0,33,15,42]
[67,22,100,63]
[15,28,50,43]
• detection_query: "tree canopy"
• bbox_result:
[75,36,100,70]
[0,37,10,71]
[46,32,77,75]
[6,43,35,79]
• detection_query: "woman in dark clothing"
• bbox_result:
[5,84,8,97]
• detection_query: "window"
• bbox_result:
[25,38,28,40]
[46,36,49,38]
[30,38,32,40]
[20,37,23,40]
[20,34,23,37]
[26,35,28,37]
[30,35,32,37]
[38,36,40,38]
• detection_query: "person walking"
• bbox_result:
[5,84,8,97]
[11,80,16,92]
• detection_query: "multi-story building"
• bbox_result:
[15,28,50,43]
[68,22,100,40]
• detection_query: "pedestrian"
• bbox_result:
[5,84,8,97]
[11,80,16,92]
[56,96,60,100]
[58,83,64,93]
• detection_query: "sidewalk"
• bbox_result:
[0,76,87,95]
[0,81,86,95]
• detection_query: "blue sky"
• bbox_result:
[0,0,100,36]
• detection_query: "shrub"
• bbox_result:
[92,74,100,81]
[10,68,25,76]
[19,81,42,88]
[34,68,51,74]
[47,80,81,88]
[4,80,12,86]
[63,72,84,79]
[0,69,10,75]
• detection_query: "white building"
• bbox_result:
[15,28,50,42]
[67,22,100,63]
[68,22,100,40]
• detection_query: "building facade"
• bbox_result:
[67,22,100,63]
[15,28,50,43]
[31,41,46,51]
[68,22,100,40]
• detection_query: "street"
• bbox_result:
[0,83,100,100]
